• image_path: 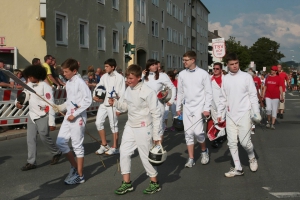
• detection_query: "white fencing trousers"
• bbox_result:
[158,101,165,136]
[95,103,118,133]
[183,111,205,145]
[266,98,280,118]
[226,111,255,159]
[164,101,177,120]
[120,125,158,177]
[56,113,87,157]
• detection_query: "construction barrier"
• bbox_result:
[0,88,100,126]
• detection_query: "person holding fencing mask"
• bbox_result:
[218,53,261,178]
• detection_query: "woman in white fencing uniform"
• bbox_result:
[143,59,176,141]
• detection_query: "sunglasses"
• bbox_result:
[213,68,220,70]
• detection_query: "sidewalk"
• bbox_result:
[0,115,97,141]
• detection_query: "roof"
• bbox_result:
[199,0,210,14]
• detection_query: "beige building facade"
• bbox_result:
[0,0,209,72]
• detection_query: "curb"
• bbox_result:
[0,116,96,141]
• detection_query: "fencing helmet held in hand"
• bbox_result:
[95,85,106,100]
[148,143,167,166]
[17,91,30,105]
[157,87,172,103]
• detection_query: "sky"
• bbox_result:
[201,0,300,62]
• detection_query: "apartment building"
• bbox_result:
[0,0,209,72]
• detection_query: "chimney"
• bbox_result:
[214,30,218,36]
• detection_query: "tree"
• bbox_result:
[249,37,285,71]
[224,36,251,71]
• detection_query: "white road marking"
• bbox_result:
[288,93,299,96]
[262,187,272,191]
[270,192,300,198]
[285,99,300,100]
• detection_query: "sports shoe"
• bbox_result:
[115,181,134,195]
[21,163,37,171]
[105,147,120,155]
[185,158,195,168]
[251,129,255,134]
[95,144,110,155]
[271,124,275,130]
[266,122,270,128]
[224,167,244,177]
[249,158,258,172]
[50,152,62,165]
[64,166,77,182]
[279,113,283,119]
[64,173,85,185]
[201,148,209,165]
[143,181,161,194]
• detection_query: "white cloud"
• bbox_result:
[208,8,300,61]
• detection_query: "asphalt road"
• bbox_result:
[1,92,300,200]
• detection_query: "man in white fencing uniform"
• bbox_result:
[218,53,261,178]
[93,58,126,155]
[176,51,212,168]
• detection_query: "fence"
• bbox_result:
[0,88,100,126]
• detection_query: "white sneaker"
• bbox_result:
[95,144,110,155]
[201,148,209,165]
[64,166,77,182]
[185,158,195,168]
[224,167,244,178]
[266,122,270,128]
[271,124,275,130]
[249,158,258,172]
[105,147,120,155]
[64,172,85,185]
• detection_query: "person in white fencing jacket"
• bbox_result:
[218,53,261,178]
[176,51,212,168]
[93,58,126,155]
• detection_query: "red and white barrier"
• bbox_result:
[0,88,100,126]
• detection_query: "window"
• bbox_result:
[97,0,105,4]
[79,20,89,48]
[112,0,119,10]
[187,16,191,27]
[161,39,164,57]
[184,2,186,16]
[197,42,200,51]
[151,19,159,37]
[172,29,177,44]
[137,0,146,23]
[167,0,172,14]
[187,37,191,48]
[55,12,68,45]
[197,6,200,15]
[179,9,183,22]
[167,27,172,41]
[167,54,172,68]
[179,33,183,45]
[172,4,176,17]
[152,51,159,60]
[173,55,177,68]
[161,10,164,28]
[97,25,105,50]
[112,30,119,52]
[152,0,159,6]
[197,23,200,33]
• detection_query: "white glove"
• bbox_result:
[251,112,262,124]
[53,103,67,113]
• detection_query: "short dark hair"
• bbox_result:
[32,58,40,65]
[44,55,52,62]
[104,58,117,70]
[225,53,239,63]
[183,51,197,60]
[213,62,222,69]
[22,65,47,80]
[126,64,142,77]
[61,58,79,72]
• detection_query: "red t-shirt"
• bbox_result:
[172,79,178,88]
[265,75,281,99]
[279,72,288,92]
[253,76,261,90]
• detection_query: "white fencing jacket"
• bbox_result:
[143,72,176,104]
[63,75,92,117]
[93,70,125,108]
[113,82,161,141]
[176,66,212,115]
[218,70,259,122]
[211,75,224,111]
[15,81,56,126]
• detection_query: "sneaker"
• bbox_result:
[266,122,270,128]
[64,166,77,182]
[271,124,275,130]
[201,148,209,165]
[280,113,283,119]
[105,147,120,155]
[95,144,110,155]
[64,173,85,185]
[249,158,258,172]
[21,163,37,171]
[115,181,134,195]
[211,140,219,148]
[185,158,195,168]
[251,129,255,135]
[50,152,62,165]
[224,167,244,178]
[143,181,161,194]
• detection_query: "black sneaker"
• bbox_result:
[143,181,161,194]
[211,140,219,148]
[50,152,62,165]
[115,181,134,195]
[21,163,37,171]
[280,114,283,119]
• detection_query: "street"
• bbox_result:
[1,92,300,200]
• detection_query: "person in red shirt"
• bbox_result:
[277,64,289,119]
[262,66,284,129]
